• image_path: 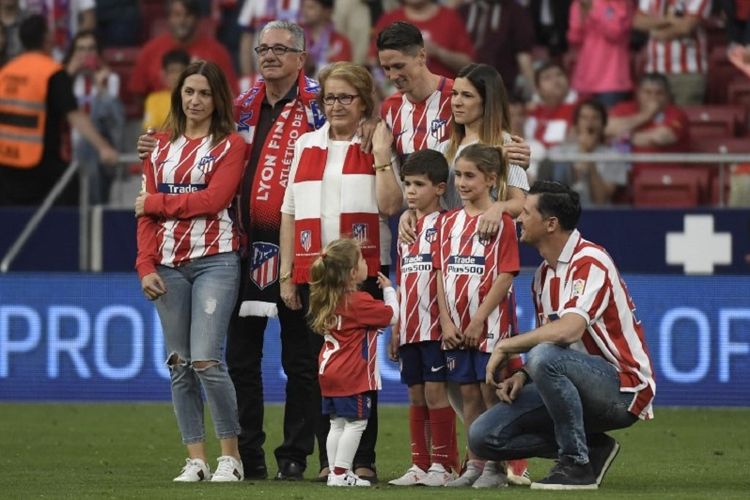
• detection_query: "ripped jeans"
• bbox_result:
[154,252,241,444]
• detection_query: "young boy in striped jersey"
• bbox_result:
[388,149,459,487]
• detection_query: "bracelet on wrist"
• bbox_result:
[279,271,292,283]
[374,162,392,172]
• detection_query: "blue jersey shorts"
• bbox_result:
[444,349,490,384]
[398,340,447,386]
[322,391,374,419]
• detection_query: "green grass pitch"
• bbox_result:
[1,404,749,498]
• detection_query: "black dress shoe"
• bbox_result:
[243,463,268,480]
[275,461,304,481]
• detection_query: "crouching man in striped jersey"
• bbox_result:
[469,180,656,491]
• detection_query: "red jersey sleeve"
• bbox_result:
[143,134,247,219]
[560,259,611,325]
[135,155,160,279]
[497,214,520,275]
[431,213,444,271]
[351,291,394,329]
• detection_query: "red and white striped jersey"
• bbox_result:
[318,291,394,397]
[397,211,442,345]
[435,209,520,352]
[135,132,245,279]
[381,77,453,161]
[238,0,300,31]
[532,229,656,420]
[639,0,711,75]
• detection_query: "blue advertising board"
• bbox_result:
[1,273,748,406]
[1,208,750,274]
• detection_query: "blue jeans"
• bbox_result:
[469,343,638,464]
[154,252,241,444]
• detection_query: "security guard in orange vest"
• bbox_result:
[0,15,117,206]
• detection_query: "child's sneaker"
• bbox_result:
[211,456,244,482]
[173,458,211,482]
[506,459,531,486]
[472,461,508,489]
[388,465,426,486]
[444,462,482,487]
[328,470,371,487]
[415,463,454,486]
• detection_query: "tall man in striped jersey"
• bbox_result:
[469,181,655,491]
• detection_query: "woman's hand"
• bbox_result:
[280,280,302,310]
[371,120,393,158]
[141,272,166,300]
[357,117,380,153]
[477,201,502,241]
[397,209,417,245]
[137,129,158,160]
[506,135,531,169]
[376,271,392,289]
[134,191,149,217]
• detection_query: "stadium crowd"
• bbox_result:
[1,0,749,208]
[0,0,744,490]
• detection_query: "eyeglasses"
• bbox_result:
[253,44,303,56]
[322,94,359,106]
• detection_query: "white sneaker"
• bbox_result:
[444,464,482,487]
[506,460,532,486]
[327,470,371,487]
[472,462,508,489]
[173,458,211,482]
[416,463,454,486]
[211,456,244,482]
[388,465,426,485]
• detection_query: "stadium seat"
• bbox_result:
[728,79,750,111]
[632,167,710,207]
[690,137,750,154]
[706,46,745,103]
[102,47,141,119]
[690,138,750,205]
[683,105,746,138]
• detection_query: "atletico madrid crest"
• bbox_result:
[424,227,438,243]
[430,118,447,140]
[250,242,279,290]
[352,223,369,242]
[300,230,312,252]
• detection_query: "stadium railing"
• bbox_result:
[2,151,750,273]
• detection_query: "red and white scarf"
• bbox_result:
[290,123,380,284]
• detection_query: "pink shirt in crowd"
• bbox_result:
[568,0,634,94]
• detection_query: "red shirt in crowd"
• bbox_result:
[128,33,239,96]
[609,100,690,154]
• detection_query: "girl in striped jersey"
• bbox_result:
[135,61,246,483]
[308,239,398,487]
[434,144,524,488]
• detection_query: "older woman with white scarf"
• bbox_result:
[278,61,402,482]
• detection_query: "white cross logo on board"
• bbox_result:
[666,215,732,274]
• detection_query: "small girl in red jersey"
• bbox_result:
[308,238,398,487]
